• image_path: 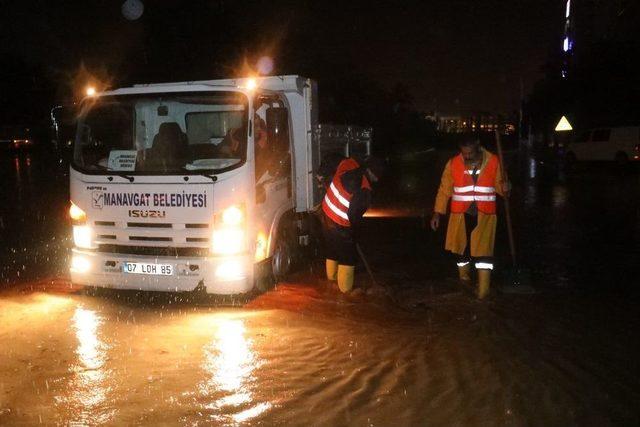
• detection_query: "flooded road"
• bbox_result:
[1,148,639,425]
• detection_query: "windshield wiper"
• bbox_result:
[199,174,218,182]
[107,173,135,182]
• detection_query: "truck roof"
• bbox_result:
[101,75,310,97]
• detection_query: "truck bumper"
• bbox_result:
[70,249,254,295]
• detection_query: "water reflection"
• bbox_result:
[13,156,22,195]
[552,185,568,208]
[74,308,106,371]
[199,319,270,424]
[64,307,114,424]
[528,157,537,179]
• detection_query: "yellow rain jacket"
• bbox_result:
[434,148,506,257]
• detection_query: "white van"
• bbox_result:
[566,127,640,163]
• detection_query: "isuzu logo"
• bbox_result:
[128,209,166,218]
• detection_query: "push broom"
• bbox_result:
[495,130,535,294]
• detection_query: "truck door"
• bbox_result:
[254,105,293,228]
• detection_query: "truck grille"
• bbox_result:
[129,236,172,242]
[92,220,211,248]
[127,222,172,228]
[97,244,209,258]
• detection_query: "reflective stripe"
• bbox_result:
[452,195,496,202]
[323,195,349,220]
[452,195,475,201]
[475,262,494,270]
[454,186,495,193]
[453,185,475,193]
[474,186,495,194]
[330,182,350,208]
[457,261,470,267]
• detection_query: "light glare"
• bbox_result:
[222,205,243,226]
[69,202,87,222]
[73,225,94,249]
[71,254,91,274]
[215,260,245,280]
[212,229,245,255]
[255,232,268,262]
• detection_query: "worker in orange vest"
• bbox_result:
[430,137,509,299]
[321,156,384,293]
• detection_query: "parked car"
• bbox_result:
[566,126,640,164]
[0,126,34,151]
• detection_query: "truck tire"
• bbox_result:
[255,260,275,292]
[272,216,296,281]
[272,238,293,281]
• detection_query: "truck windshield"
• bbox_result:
[73,92,248,174]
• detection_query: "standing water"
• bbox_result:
[1,148,639,425]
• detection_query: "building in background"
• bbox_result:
[425,112,515,135]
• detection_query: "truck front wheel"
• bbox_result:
[272,235,293,281]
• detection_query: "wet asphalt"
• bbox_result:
[0,146,639,425]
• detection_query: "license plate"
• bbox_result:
[123,262,173,276]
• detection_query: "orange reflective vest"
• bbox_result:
[450,153,499,214]
[322,158,371,227]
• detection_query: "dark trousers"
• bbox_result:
[458,214,493,270]
[321,215,357,266]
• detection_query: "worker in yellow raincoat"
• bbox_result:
[430,137,509,299]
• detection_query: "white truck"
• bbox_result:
[68,75,370,294]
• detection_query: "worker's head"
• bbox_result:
[363,156,386,184]
[458,136,482,161]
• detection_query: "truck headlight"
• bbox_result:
[70,254,91,274]
[211,205,246,255]
[70,202,94,249]
[221,205,243,226]
[73,225,94,249]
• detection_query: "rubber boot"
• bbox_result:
[477,269,491,299]
[458,263,472,282]
[326,259,338,281]
[337,265,355,293]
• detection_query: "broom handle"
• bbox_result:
[356,243,377,289]
[495,131,517,268]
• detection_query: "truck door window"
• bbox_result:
[265,107,291,178]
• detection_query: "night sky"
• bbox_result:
[1,0,562,115]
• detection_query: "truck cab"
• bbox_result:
[69,75,324,294]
